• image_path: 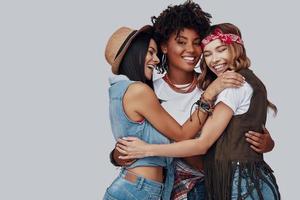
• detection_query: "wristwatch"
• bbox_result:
[198,99,213,114]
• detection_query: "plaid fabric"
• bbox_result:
[171,159,205,200]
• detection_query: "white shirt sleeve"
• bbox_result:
[215,82,253,115]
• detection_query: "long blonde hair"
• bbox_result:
[198,23,277,114]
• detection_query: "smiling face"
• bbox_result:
[203,39,234,76]
[161,28,202,73]
[144,39,160,80]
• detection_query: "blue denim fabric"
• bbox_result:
[231,166,280,200]
[108,75,174,199]
[187,179,206,200]
[108,75,172,168]
[103,169,164,200]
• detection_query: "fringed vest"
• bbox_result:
[204,69,278,200]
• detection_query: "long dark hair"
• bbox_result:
[118,31,154,89]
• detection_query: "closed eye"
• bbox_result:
[217,45,228,52]
[203,52,211,57]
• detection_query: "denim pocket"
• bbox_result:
[107,177,153,200]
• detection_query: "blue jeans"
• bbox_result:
[231,166,280,200]
[103,169,164,200]
[187,179,206,200]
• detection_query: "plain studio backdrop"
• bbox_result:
[0,0,298,199]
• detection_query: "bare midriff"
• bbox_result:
[128,166,164,183]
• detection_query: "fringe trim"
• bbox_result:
[204,160,280,200]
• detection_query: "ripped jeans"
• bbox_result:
[231,165,280,200]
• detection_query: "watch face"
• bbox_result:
[204,104,210,110]
[200,101,211,111]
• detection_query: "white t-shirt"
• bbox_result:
[153,75,205,179]
[153,77,203,125]
[215,81,253,115]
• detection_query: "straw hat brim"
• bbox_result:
[111,25,153,74]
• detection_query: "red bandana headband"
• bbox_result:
[201,28,244,49]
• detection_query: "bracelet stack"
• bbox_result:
[189,92,215,121]
[196,93,215,114]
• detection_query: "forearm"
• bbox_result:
[179,109,208,141]
[178,90,216,141]
[154,103,233,158]
[117,102,234,160]
[149,139,208,157]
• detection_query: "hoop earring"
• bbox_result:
[194,55,203,73]
[161,53,168,71]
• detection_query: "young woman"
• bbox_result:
[116,23,280,200]
[111,1,275,199]
[103,24,242,200]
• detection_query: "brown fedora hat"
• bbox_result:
[105,25,153,74]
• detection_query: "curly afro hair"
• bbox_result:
[151,0,212,45]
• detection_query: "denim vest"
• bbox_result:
[109,75,174,199]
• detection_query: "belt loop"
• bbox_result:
[136,176,145,190]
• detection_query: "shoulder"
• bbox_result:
[216,81,253,113]
[126,82,156,99]
[219,81,253,99]
[124,82,159,110]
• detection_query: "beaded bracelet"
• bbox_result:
[189,93,215,122]
[198,99,213,114]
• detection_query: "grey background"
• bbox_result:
[0,0,298,199]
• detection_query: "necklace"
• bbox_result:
[163,74,198,93]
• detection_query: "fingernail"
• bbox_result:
[122,137,127,140]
